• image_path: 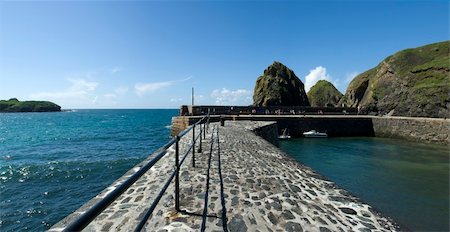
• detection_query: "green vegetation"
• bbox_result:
[0,98,61,112]
[253,61,310,106]
[307,80,343,107]
[339,41,449,118]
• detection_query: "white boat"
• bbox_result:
[279,128,291,139]
[303,130,328,138]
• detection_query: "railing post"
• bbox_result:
[198,124,203,153]
[175,136,180,212]
[192,124,196,168]
[203,122,206,139]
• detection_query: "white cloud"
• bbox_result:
[103,93,116,98]
[29,73,129,108]
[92,96,99,105]
[194,94,204,104]
[68,78,98,91]
[211,88,252,105]
[111,67,122,74]
[30,78,99,100]
[134,77,191,96]
[135,82,172,96]
[305,66,340,92]
[304,66,335,92]
[170,98,183,102]
[114,87,129,95]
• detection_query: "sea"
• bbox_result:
[0,109,178,231]
[280,137,449,231]
[1,110,448,231]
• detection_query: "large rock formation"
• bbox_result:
[307,80,343,107]
[253,61,310,106]
[339,41,449,118]
[0,98,61,112]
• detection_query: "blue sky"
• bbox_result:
[0,1,448,109]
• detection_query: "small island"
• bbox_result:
[0,98,61,112]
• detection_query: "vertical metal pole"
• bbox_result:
[192,87,194,106]
[198,124,203,153]
[203,122,206,139]
[192,124,196,168]
[175,136,180,212]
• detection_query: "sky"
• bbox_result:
[0,1,448,109]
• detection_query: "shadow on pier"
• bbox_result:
[53,115,230,231]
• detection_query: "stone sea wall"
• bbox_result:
[51,121,400,231]
[372,116,449,144]
[250,122,279,146]
[172,115,449,144]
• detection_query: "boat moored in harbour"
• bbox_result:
[303,130,328,138]
[279,128,291,139]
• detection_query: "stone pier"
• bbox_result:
[51,121,400,232]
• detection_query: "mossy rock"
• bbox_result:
[307,80,343,107]
[253,61,310,106]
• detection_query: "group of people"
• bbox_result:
[181,106,361,116]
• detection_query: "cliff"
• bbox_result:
[253,61,310,107]
[339,41,449,118]
[307,80,343,107]
[0,98,61,112]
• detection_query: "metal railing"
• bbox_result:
[200,125,228,232]
[63,115,210,232]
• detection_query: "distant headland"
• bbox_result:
[0,98,61,112]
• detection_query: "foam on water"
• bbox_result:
[0,109,177,231]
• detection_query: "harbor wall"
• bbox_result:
[171,115,449,144]
[371,116,449,144]
[51,121,401,231]
[249,121,279,146]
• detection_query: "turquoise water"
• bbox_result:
[0,109,177,231]
[279,137,449,231]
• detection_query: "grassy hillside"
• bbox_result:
[0,98,61,112]
[339,41,449,118]
[307,80,343,107]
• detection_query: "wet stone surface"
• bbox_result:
[50,121,399,232]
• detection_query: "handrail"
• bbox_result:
[200,125,228,232]
[217,125,228,232]
[134,120,208,231]
[200,126,215,232]
[63,114,209,232]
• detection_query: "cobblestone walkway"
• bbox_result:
[50,121,399,232]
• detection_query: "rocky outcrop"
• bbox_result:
[253,61,310,107]
[307,80,343,107]
[339,41,449,118]
[0,98,61,112]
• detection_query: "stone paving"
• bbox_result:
[50,121,399,232]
